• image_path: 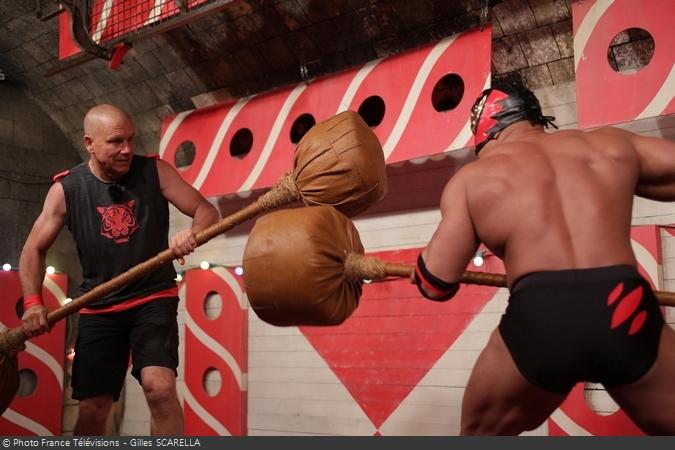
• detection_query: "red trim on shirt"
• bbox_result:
[80,286,179,314]
[53,170,70,182]
[143,154,161,159]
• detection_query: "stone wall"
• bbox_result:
[0,82,81,292]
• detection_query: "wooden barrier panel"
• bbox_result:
[0,272,67,436]
[159,28,491,197]
[299,246,503,433]
[574,0,675,129]
[182,267,247,435]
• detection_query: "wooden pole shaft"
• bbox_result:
[376,260,675,307]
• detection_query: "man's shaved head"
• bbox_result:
[84,104,132,135]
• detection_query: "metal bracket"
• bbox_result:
[36,0,65,21]
[58,0,112,60]
[174,0,188,12]
[46,0,236,76]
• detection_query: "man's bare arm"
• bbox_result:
[419,172,480,292]
[156,159,219,263]
[628,129,675,201]
[19,182,67,336]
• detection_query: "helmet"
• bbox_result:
[470,85,557,154]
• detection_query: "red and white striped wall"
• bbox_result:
[158,28,491,198]
[0,271,67,436]
[573,0,675,129]
[182,267,247,435]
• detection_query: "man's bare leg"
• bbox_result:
[460,329,568,435]
[141,366,184,435]
[74,395,114,435]
[607,324,675,435]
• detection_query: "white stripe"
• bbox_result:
[1,408,53,436]
[380,288,506,433]
[42,277,66,306]
[194,97,252,190]
[159,111,191,158]
[444,118,473,153]
[238,84,307,192]
[336,59,381,114]
[444,73,492,153]
[24,341,64,387]
[91,0,115,43]
[549,409,592,436]
[631,238,660,287]
[210,267,247,310]
[382,35,458,160]
[182,384,230,436]
[145,0,165,26]
[635,65,675,120]
[184,311,247,391]
[574,0,615,70]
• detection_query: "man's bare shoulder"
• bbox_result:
[465,147,517,174]
[584,126,633,139]
[452,159,489,182]
[538,127,636,160]
[444,156,512,197]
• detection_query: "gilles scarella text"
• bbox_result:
[131,438,201,447]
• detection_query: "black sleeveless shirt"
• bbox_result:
[60,155,177,308]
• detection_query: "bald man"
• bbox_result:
[19,104,219,435]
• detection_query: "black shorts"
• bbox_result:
[71,297,179,401]
[499,265,663,394]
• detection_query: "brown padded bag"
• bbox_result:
[243,206,363,326]
[294,110,387,217]
[0,354,18,415]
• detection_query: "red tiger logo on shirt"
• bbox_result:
[97,200,140,243]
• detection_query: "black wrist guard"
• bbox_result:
[414,254,459,302]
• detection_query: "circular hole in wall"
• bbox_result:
[17,369,38,397]
[584,382,620,416]
[202,367,222,397]
[358,96,385,127]
[290,113,316,144]
[174,141,196,168]
[431,73,465,112]
[230,128,253,159]
[607,28,655,74]
[203,291,222,320]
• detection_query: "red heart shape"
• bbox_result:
[300,248,502,429]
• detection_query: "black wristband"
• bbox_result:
[414,254,459,302]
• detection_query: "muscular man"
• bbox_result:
[413,83,675,434]
[19,104,219,435]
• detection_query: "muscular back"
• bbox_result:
[463,127,650,284]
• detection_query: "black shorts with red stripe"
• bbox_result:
[71,297,179,401]
[499,265,664,394]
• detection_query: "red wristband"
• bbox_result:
[23,294,44,310]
